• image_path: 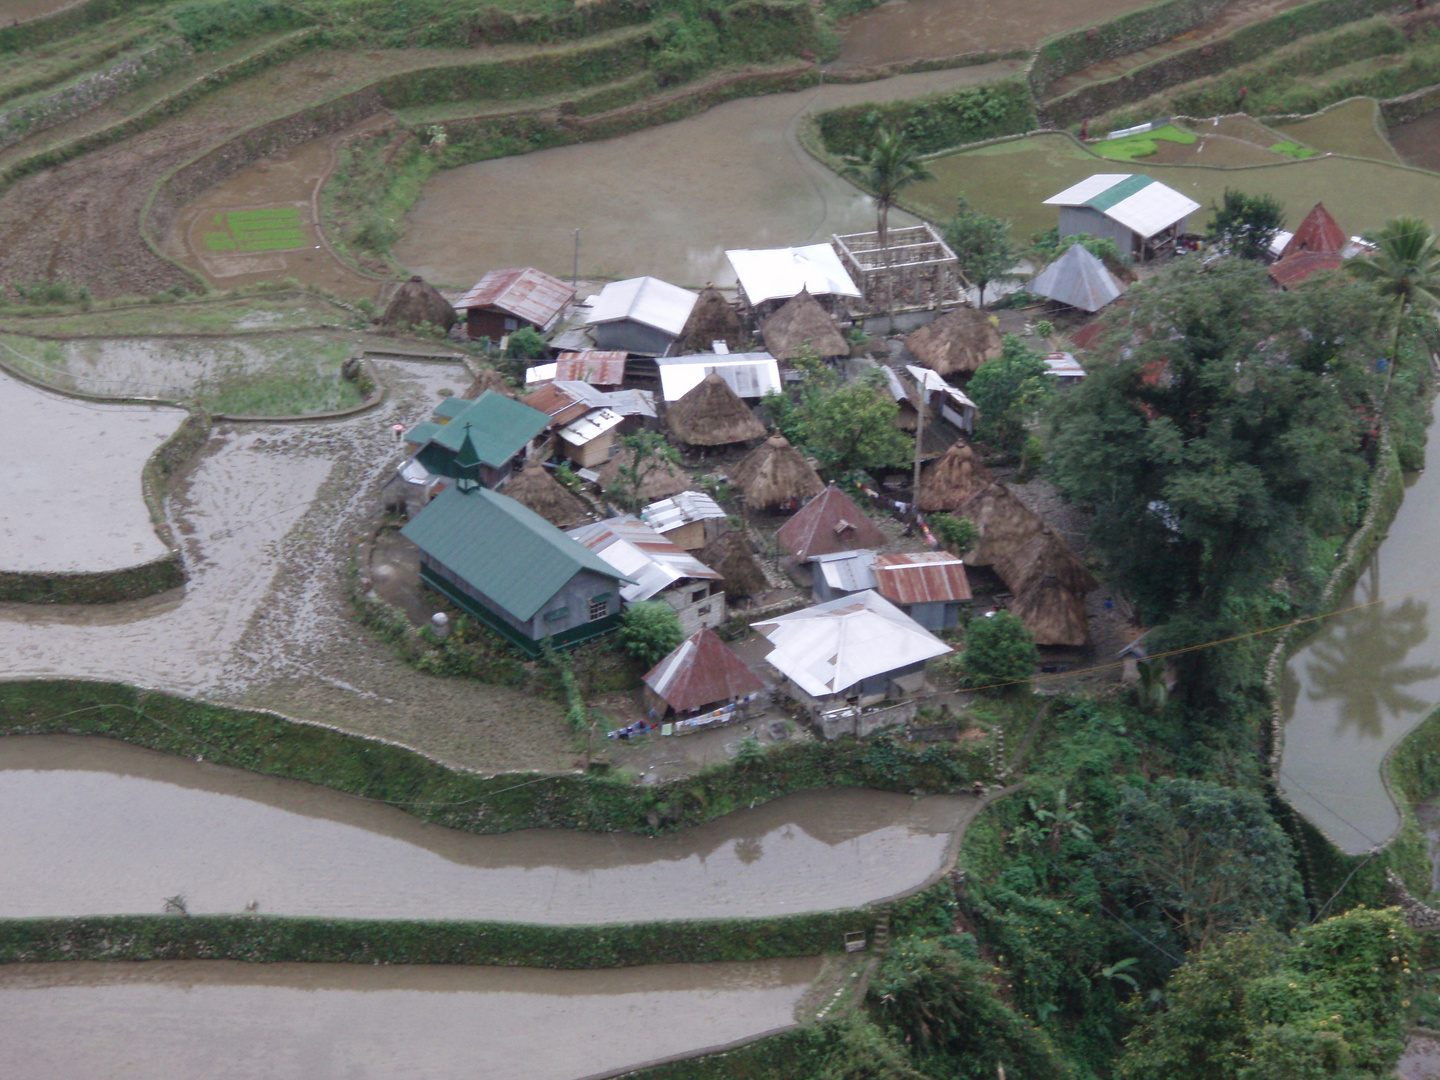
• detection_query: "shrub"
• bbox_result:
[961,611,1036,690]
[618,602,684,667]
[504,326,548,360]
[932,514,977,555]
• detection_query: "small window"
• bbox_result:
[589,599,609,621]
[690,587,707,604]
[543,607,569,623]
[697,604,712,617]
[503,317,518,331]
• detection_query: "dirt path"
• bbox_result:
[0,0,83,24]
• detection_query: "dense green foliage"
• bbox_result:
[1030,228,1130,277]
[765,367,911,480]
[503,325,548,359]
[842,126,933,252]
[931,514,976,556]
[605,431,683,511]
[1206,188,1286,262]
[619,601,685,667]
[168,0,309,50]
[1347,215,1440,399]
[960,611,1036,689]
[943,198,1017,307]
[968,335,1050,456]
[816,80,1036,158]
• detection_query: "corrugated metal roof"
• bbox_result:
[587,277,698,336]
[568,516,722,603]
[813,549,878,593]
[1043,352,1086,378]
[1268,250,1344,287]
[1044,174,1132,207]
[1282,202,1347,257]
[1044,174,1199,238]
[432,396,470,420]
[404,420,442,446]
[776,484,889,562]
[401,486,627,622]
[1086,173,1155,212]
[556,351,627,385]
[642,491,726,533]
[419,392,548,466]
[1027,243,1126,313]
[643,629,765,713]
[558,407,624,446]
[873,551,972,604]
[753,590,951,698]
[525,362,558,384]
[522,382,591,429]
[655,353,782,402]
[605,388,656,419]
[455,267,575,330]
[905,365,977,410]
[725,244,861,305]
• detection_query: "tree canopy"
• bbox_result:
[618,601,683,667]
[944,197,1018,306]
[968,334,1050,456]
[1206,188,1285,260]
[962,609,1037,689]
[843,126,933,251]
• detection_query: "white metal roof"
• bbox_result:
[1268,230,1295,258]
[905,364,977,409]
[1044,174,1133,207]
[1105,183,1200,238]
[813,549,878,594]
[587,277,698,336]
[655,353,782,401]
[525,362,557,384]
[558,407,624,446]
[1043,352,1086,378]
[568,516,722,603]
[725,245,862,305]
[752,590,951,698]
[642,491,727,533]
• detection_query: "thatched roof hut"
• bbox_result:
[918,439,993,511]
[1011,573,1088,647]
[499,460,591,529]
[382,275,457,333]
[699,530,769,599]
[904,307,1001,377]
[681,286,746,354]
[956,482,1045,568]
[597,446,691,502]
[760,288,849,360]
[993,527,1096,599]
[730,435,825,511]
[666,372,766,447]
[462,365,516,400]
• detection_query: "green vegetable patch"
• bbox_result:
[202,206,307,253]
[1091,123,1197,161]
[1268,140,1319,158]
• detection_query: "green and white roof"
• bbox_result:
[1044,174,1200,239]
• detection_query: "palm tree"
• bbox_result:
[843,126,933,251]
[1346,215,1440,400]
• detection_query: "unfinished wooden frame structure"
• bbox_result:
[831,224,965,315]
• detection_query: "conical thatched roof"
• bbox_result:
[462,365,516,400]
[598,446,691,502]
[956,482,1045,568]
[904,307,1002,376]
[730,434,825,510]
[666,372,766,446]
[382,275,457,332]
[993,527,1097,599]
[1010,573,1088,647]
[681,286,746,353]
[918,439,994,512]
[761,288,848,360]
[499,460,590,529]
[699,530,768,599]
[776,483,889,562]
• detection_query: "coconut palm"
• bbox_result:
[1346,215,1440,399]
[842,126,933,253]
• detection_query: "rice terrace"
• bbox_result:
[4,0,1440,1077]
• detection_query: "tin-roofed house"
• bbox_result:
[411,391,549,489]
[1044,174,1200,262]
[457,267,576,343]
[642,629,766,720]
[810,548,878,603]
[570,516,727,634]
[871,551,972,631]
[555,350,627,388]
[641,490,727,552]
[400,485,631,656]
[776,483,889,562]
[725,244,861,319]
[587,276,698,356]
[655,352,782,403]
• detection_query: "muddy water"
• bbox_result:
[0,957,819,1080]
[0,371,186,573]
[0,735,970,920]
[1279,451,1440,854]
[1389,111,1440,173]
[833,0,1156,70]
[394,61,1022,289]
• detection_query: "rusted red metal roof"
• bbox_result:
[556,351,627,386]
[644,629,765,713]
[873,551,972,604]
[1268,250,1343,287]
[1280,202,1346,259]
[521,382,590,428]
[776,484,889,562]
[456,268,575,330]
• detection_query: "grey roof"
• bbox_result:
[401,486,628,622]
[588,277,698,336]
[569,516,722,603]
[1027,243,1126,313]
[642,491,727,533]
[655,353,782,402]
[813,549,878,594]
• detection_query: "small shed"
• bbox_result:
[641,490,727,551]
[1044,174,1200,261]
[810,548,878,603]
[400,485,629,656]
[726,244,861,318]
[457,267,575,342]
[413,391,549,489]
[956,482,1046,569]
[1268,202,1348,288]
[730,434,825,512]
[555,350,627,387]
[1028,243,1127,313]
[699,530,768,600]
[656,352,781,402]
[588,276,698,356]
[499,460,591,529]
[569,516,726,634]
[557,406,625,468]
[760,288,850,361]
[872,551,972,631]
[1011,573,1088,647]
[776,483,889,562]
[903,307,1002,377]
[907,364,978,434]
[752,590,951,710]
[643,629,765,718]
[680,286,747,353]
[1043,352,1086,384]
[382,276,457,333]
[666,372,766,447]
[918,439,993,512]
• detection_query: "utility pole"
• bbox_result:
[912,369,925,512]
[572,228,580,288]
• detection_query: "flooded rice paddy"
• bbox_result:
[1272,98,1402,164]
[394,61,1022,289]
[0,372,185,574]
[1389,110,1440,174]
[0,957,820,1080]
[1279,446,1440,854]
[0,736,972,920]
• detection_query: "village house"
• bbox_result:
[761,289,850,361]
[1027,242,1128,312]
[810,548,878,603]
[776,483,889,563]
[400,485,630,657]
[679,286,747,353]
[569,516,727,634]
[917,438,993,512]
[587,276,698,356]
[642,628,766,721]
[640,490,727,552]
[1044,174,1200,261]
[1267,202,1368,288]
[499,460,591,530]
[522,379,656,469]
[871,551,972,631]
[906,365,978,434]
[554,350,627,388]
[729,434,825,514]
[725,243,861,319]
[665,371,766,449]
[456,266,575,343]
